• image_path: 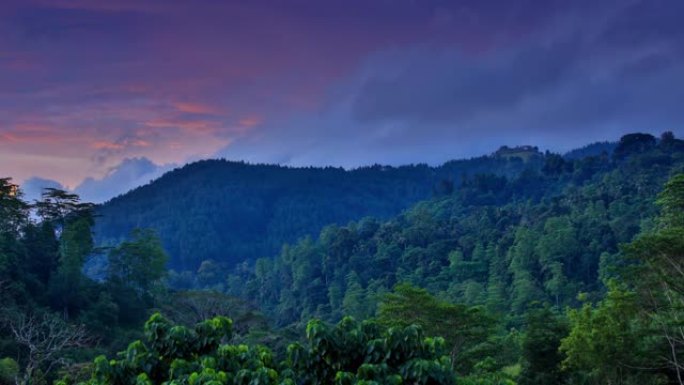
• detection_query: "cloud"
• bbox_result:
[74,157,174,203]
[92,140,125,150]
[3,0,684,186]
[172,101,225,115]
[19,176,64,203]
[217,0,684,164]
[13,158,173,205]
[351,40,581,124]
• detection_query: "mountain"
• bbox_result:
[94,133,679,276]
[95,151,545,271]
[4,132,684,385]
[222,132,684,326]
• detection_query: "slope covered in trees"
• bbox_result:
[0,186,166,379]
[54,174,684,385]
[222,132,684,326]
[94,153,545,272]
[0,183,274,385]
[4,132,684,385]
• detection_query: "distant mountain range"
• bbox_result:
[221,132,684,327]
[93,139,622,272]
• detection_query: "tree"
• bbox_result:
[79,313,238,385]
[518,306,567,385]
[0,178,29,235]
[535,217,577,307]
[73,313,456,385]
[613,133,657,161]
[157,290,268,336]
[623,173,684,384]
[49,214,95,319]
[0,357,19,385]
[290,317,455,385]
[22,221,59,288]
[377,283,493,373]
[341,272,368,319]
[107,228,168,300]
[507,228,544,314]
[560,283,662,385]
[5,312,90,385]
[542,153,569,176]
[34,189,91,229]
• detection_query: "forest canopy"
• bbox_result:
[2,132,684,385]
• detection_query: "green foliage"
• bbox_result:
[518,306,567,385]
[107,228,168,300]
[76,314,455,385]
[225,132,684,328]
[456,357,516,385]
[83,313,236,385]
[289,316,456,385]
[613,133,657,161]
[0,178,29,235]
[6,134,684,385]
[49,214,95,318]
[619,172,684,383]
[377,283,493,373]
[0,357,19,385]
[656,173,684,225]
[560,283,662,384]
[0,185,177,383]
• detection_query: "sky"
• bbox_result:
[2,0,683,202]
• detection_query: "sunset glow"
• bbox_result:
[2,0,683,200]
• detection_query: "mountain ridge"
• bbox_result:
[95,148,548,271]
[93,135,652,274]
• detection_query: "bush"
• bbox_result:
[0,358,19,385]
[73,313,456,385]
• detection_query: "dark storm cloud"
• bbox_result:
[598,0,684,47]
[349,0,684,131]
[352,40,581,123]
[219,0,684,166]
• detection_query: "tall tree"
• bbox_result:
[560,283,662,385]
[0,178,29,235]
[49,213,94,319]
[624,173,684,384]
[377,283,493,373]
[107,228,168,301]
[518,306,567,385]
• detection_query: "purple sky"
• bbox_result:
[2,0,683,200]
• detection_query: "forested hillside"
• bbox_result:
[94,151,546,271]
[0,185,274,385]
[222,132,684,326]
[3,132,684,385]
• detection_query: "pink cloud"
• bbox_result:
[0,125,69,143]
[131,139,151,147]
[172,101,225,115]
[144,118,218,133]
[92,141,125,150]
[2,0,552,189]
